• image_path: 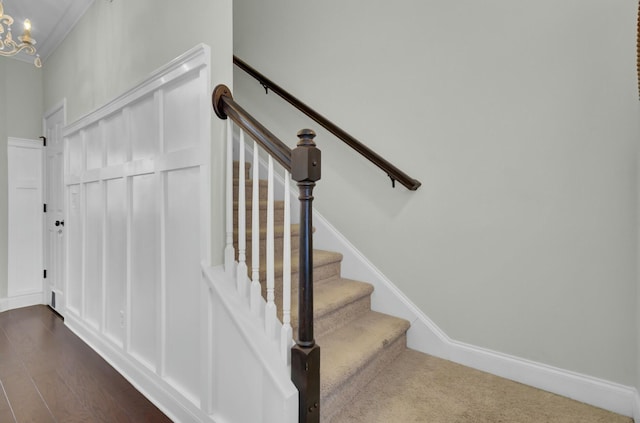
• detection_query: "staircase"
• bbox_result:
[233,163,410,423]
[215,81,634,423]
[231,163,636,423]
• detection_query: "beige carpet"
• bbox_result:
[331,349,632,423]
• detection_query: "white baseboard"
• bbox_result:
[448,339,636,418]
[0,292,44,312]
[65,313,213,423]
[311,210,636,419]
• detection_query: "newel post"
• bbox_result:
[291,129,321,423]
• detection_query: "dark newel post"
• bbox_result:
[291,129,321,423]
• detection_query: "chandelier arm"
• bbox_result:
[0,15,14,26]
[0,42,36,56]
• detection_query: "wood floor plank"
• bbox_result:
[107,386,174,423]
[32,369,98,422]
[0,329,23,379]
[0,381,16,423]
[2,368,56,423]
[55,356,135,423]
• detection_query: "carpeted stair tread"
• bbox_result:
[317,311,409,401]
[329,349,633,423]
[291,278,373,336]
[311,278,373,322]
[235,223,301,239]
[251,249,343,282]
[233,179,269,199]
[233,199,285,210]
[233,178,268,185]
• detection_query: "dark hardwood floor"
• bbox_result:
[0,305,172,422]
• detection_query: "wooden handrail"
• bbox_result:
[234,55,422,191]
[213,84,292,170]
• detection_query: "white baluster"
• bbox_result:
[224,120,235,276]
[236,130,248,297]
[281,172,292,364]
[265,155,277,338]
[250,141,261,316]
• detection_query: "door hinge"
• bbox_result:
[40,136,47,147]
[43,203,47,213]
[44,269,47,278]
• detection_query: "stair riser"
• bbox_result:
[322,336,407,423]
[281,295,372,341]
[232,162,251,180]
[272,260,341,288]
[233,204,286,229]
[232,180,269,201]
[312,295,372,339]
[234,236,300,265]
[254,260,342,300]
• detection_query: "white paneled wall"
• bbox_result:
[63,46,212,422]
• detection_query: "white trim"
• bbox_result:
[449,340,635,417]
[310,208,637,418]
[0,293,44,312]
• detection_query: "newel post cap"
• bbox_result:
[292,129,321,183]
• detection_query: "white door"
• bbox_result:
[7,139,43,301]
[44,102,66,314]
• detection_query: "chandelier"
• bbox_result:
[0,1,40,67]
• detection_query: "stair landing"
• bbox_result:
[330,349,632,423]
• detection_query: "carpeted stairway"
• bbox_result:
[233,164,632,423]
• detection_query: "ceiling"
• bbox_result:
[1,0,95,65]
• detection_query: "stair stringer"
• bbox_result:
[202,264,298,423]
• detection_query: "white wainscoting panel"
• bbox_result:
[63,45,212,422]
[129,172,159,371]
[202,265,298,423]
[67,184,82,315]
[105,177,126,346]
[84,180,102,330]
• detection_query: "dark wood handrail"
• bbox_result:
[234,55,422,191]
[213,84,292,170]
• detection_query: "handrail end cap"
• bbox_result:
[212,84,232,120]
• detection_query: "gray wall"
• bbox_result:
[43,0,233,266]
[233,0,639,386]
[0,57,43,297]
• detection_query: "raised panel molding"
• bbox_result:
[63,44,212,422]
